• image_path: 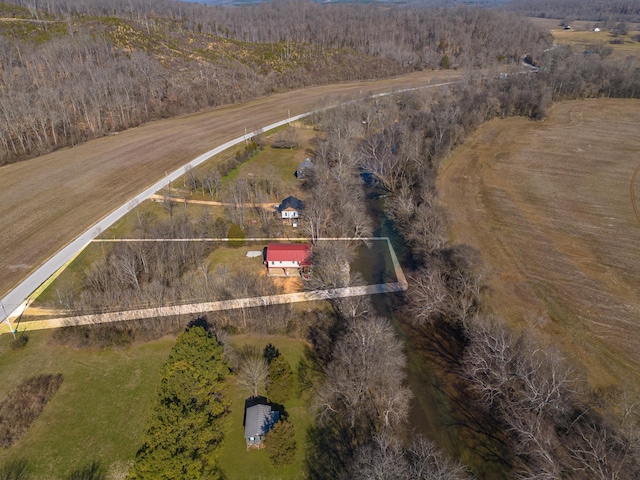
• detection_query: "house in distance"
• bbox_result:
[264,243,312,278]
[295,157,314,179]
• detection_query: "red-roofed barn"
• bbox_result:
[265,243,312,277]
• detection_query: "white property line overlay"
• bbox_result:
[1,80,458,326]
[12,237,407,333]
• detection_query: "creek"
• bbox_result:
[356,195,510,480]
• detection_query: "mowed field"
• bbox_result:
[0,70,461,303]
[439,98,640,389]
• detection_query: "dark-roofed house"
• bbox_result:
[244,400,280,449]
[264,243,312,277]
[295,158,314,179]
[277,196,304,224]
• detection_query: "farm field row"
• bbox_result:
[439,98,640,392]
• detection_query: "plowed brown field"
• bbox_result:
[0,70,460,300]
[439,98,640,389]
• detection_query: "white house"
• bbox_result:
[277,196,304,223]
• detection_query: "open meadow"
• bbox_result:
[0,328,312,479]
[439,98,640,391]
[0,330,175,479]
[528,17,640,60]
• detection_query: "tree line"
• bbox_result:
[370,61,640,479]
[16,0,551,68]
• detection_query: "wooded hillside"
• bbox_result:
[0,0,550,165]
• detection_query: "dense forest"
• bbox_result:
[0,0,551,165]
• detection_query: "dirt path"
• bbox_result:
[8,237,407,333]
[14,281,408,332]
[148,194,279,208]
[0,70,460,302]
[439,98,640,390]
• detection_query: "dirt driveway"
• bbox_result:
[439,98,640,390]
[0,70,460,300]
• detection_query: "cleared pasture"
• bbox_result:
[527,17,640,60]
[0,330,175,479]
[0,70,461,304]
[553,29,640,59]
[439,98,640,390]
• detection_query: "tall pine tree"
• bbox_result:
[129,326,230,480]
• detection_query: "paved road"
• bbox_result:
[0,77,456,328]
[1,116,301,327]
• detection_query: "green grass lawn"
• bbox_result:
[33,242,110,308]
[218,334,312,480]
[0,330,175,479]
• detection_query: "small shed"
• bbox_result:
[277,196,304,223]
[264,243,312,277]
[244,400,279,449]
[295,158,315,179]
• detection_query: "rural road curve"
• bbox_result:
[0,71,460,326]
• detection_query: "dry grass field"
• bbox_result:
[527,17,640,60]
[0,70,461,302]
[439,98,640,391]
[553,29,640,59]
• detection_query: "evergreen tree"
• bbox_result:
[263,343,280,364]
[266,355,293,405]
[265,419,297,468]
[129,326,230,480]
[227,223,245,248]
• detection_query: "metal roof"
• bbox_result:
[266,243,312,265]
[244,404,279,438]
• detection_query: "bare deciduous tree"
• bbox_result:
[463,316,576,479]
[316,316,411,433]
[408,249,484,327]
[236,346,269,398]
[345,432,471,480]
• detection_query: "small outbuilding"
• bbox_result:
[264,243,312,277]
[244,398,280,450]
